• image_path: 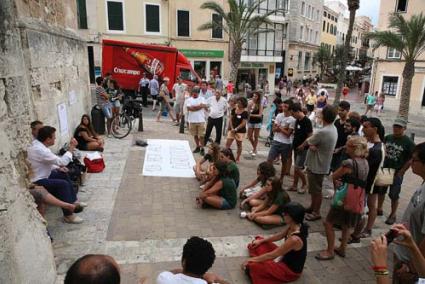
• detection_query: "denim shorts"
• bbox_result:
[294,149,307,169]
[388,175,404,200]
[267,141,292,161]
[220,198,232,210]
[247,122,262,129]
[102,104,113,119]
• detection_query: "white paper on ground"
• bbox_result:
[85,151,102,161]
[142,139,196,178]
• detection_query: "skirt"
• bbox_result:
[326,206,361,228]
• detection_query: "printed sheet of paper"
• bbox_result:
[57,103,68,136]
[142,139,196,178]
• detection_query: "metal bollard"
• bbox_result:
[179,115,185,134]
[138,112,144,132]
[410,132,415,142]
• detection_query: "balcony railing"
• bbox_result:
[241,49,283,57]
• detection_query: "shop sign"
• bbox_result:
[240,62,265,68]
[179,49,224,58]
[288,68,294,77]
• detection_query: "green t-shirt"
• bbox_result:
[227,162,240,186]
[367,94,377,105]
[383,134,415,170]
[219,177,237,208]
[272,191,291,215]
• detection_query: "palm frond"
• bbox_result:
[367,31,404,51]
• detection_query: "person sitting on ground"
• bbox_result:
[65,254,131,284]
[241,177,291,226]
[239,161,276,198]
[74,114,104,151]
[219,148,240,187]
[196,161,237,210]
[31,120,43,140]
[316,136,369,261]
[27,126,86,224]
[193,142,220,183]
[241,202,308,283]
[157,236,229,284]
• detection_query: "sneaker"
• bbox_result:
[385,216,396,225]
[64,216,84,224]
[192,147,200,153]
[200,148,205,156]
[77,202,88,208]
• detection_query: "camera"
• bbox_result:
[385,229,399,244]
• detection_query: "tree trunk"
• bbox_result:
[334,5,357,105]
[398,61,415,120]
[229,41,242,85]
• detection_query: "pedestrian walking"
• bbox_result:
[138,73,150,107]
[247,91,264,157]
[364,91,378,116]
[156,78,176,122]
[149,75,160,111]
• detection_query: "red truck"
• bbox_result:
[102,39,201,92]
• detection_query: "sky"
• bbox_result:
[358,0,380,25]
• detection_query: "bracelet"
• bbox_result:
[374,270,389,276]
[372,266,387,271]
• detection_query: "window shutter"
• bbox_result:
[107,2,124,31]
[146,5,160,32]
[177,11,190,37]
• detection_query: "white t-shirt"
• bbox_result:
[207,96,227,119]
[156,271,207,284]
[273,113,296,144]
[186,96,206,123]
[173,83,187,103]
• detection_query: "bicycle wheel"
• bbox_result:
[111,113,132,139]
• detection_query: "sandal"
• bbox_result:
[334,248,346,258]
[305,213,322,221]
[315,252,335,261]
[359,230,372,239]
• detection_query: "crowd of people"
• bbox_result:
[26,71,425,283]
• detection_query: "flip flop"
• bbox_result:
[305,213,322,221]
[334,248,346,258]
[315,252,335,261]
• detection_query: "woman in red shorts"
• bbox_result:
[241,202,308,283]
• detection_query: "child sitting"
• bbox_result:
[193,143,220,184]
[239,162,276,198]
[241,177,290,225]
[219,148,240,187]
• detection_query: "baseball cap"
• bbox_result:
[393,117,407,128]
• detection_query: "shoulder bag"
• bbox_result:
[374,144,395,187]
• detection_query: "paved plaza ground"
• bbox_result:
[49,91,425,283]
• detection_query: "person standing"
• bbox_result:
[226,80,234,98]
[331,101,351,172]
[215,75,223,92]
[149,75,160,111]
[302,105,338,221]
[247,91,264,157]
[204,90,227,145]
[95,76,112,135]
[138,73,150,107]
[226,97,249,162]
[289,103,313,194]
[365,91,378,116]
[172,76,187,125]
[200,81,213,100]
[377,117,415,225]
[156,77,176,122]
[267,99,296,183]
[342,84,350,100]
[187,86,208,155]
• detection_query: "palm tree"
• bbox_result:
[367,13,425,120]
[315,46,332,80]
[198,0,284,83]
[334,0,360,105]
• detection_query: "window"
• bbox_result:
[324,11,327,17]
[382,76,399,96]
[307,5,311,18]
[305,52,310,70]
[301,2,305,16]
[180,68,197,82]
[210,61,222,76]
[194,61,207,79]
[145,4,160,33]
[315,31,318,44]
[106,1,124,31]
[297,51,303,69]
[327,22,329,33]
[311,8,315,20]
[77,0,88,29]
[330,24,333,34]
[396,0,408,12]
[177,10,190,37]
[323,21,326,31]
[387,47,401,59]
[211,13,223,39]
[300,25,304,40]
[316,10,319,21]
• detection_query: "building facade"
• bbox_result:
[286,0,323,80]
[370,0,425,114]
[77,0,230,83]
[321,5,338,54]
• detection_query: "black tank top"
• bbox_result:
[249,104,262,124]
[281,231,307,273]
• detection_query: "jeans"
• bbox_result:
[102,103,113,119]
[35,170,77,216]
[141,86,149,106]
[204,116,223,145]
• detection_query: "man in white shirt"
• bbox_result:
[186,87,208,155]
[27,126,83,224]
[267,99,296,183]
[156,237,228,284]
[199,81,213,100]
[172,76,187,125]
[204,90,227,145]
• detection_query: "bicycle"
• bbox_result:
[110,96,144,139]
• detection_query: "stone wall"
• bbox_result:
[0,1,90,283]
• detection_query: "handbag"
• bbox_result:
[84,157,105,173]
[374,145,395,187]
[343,160,366,214]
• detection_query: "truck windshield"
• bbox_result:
[180,68,198,82]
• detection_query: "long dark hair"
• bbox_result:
[265,177,282,207]
[257,162,276,186]
[220,148,236,162]
[208,143,221,163]
[212,160,228,184]
[252,91,262,111]
[79,114,97,136]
